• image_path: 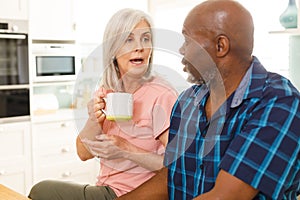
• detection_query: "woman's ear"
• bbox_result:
[216,35,230,57]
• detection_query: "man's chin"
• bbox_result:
[187,76,204,85]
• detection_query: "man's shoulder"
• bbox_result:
[249,57,300,100]
[263,72,300,98]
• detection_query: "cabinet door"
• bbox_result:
[32,120,78,166]
[76,0,148,44]
[0,161,27,195]
[29,0,76,40]
[0,122,31,195]
[32,119,98,185]
[0,0,28,20]
[34,159,98,184]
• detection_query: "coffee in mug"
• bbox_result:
[105,92,133,121]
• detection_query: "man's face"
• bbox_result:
[179,16,217,85]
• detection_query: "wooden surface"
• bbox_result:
[0,184,30,200]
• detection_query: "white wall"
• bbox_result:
[77,0,293,93]
[76,0,148,57]
[149,0,291,79]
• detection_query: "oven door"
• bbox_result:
[0,88,30,119]
[0,33,29,85]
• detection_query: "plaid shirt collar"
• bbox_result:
[189,56,267,108]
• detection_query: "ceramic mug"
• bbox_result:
[104,92,133,121]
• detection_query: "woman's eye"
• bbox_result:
[142,37,149,42]
[126,37,133,43]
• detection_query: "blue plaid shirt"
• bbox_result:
[164,57,300,200]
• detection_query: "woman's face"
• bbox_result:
[115,20,152,79]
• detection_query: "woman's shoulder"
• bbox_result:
[145,76,178,94]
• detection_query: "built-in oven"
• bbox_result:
[0,87,29,119]
[0,19,30,121]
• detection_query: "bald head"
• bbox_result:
[184,0,254,59]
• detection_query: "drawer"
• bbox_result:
[0,122,30,159]
[33,145,78,166]
[33,159,98,184]
[32,120,78,149]
[0,161,28,195]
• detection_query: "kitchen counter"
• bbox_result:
[0,184,30,200]
[31,108,88,123]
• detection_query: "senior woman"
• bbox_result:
[28,8,178,200]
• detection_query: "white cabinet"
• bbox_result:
[0,0,28,20]
[0,121,31,195]
[29,0,77,40]
[76,0,148,44]
[31,114,98,186]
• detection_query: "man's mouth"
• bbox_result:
[181,58,188,66]
[130,58,144,64]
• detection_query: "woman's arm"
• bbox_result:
[82,129,169,171]
[122,128,169,171]
[76,135,93,161]
[77,92,107,161]
[76,117,102,161]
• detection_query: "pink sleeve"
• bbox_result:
[152,89,178,139]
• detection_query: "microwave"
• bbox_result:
[32,42,81,82]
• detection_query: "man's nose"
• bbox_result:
[179,45,185,55]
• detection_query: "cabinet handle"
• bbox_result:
[0,170,6,175]
[61,147,70,153]
[61,171,72,178]
[60,123,69,128]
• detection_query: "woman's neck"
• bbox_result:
[121,77,145,93]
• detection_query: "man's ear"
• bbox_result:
[216,35,230,57]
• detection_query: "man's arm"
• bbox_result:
[117,167,168,200]
[194,169,259,200]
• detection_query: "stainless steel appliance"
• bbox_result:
[0,19,29,121]
[32,41,80,82]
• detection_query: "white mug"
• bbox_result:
[104,92,133,121]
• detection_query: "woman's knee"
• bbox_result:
[28,180,55,200]
[28,180,85,200]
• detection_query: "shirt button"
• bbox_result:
[199,164,204,170]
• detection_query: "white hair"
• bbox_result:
[101,8,154,90]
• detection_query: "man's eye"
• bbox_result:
[183,34,190,44]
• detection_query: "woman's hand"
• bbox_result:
[82,134,130,160]
[88,88,111,126]
[87,97,105,125]
[82,134,130,159]
[82,134,164,171]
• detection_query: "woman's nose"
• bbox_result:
[134,41,144,52]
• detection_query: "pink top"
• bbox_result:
[96,77,178,196]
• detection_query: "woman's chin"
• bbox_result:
[125,66,148,78]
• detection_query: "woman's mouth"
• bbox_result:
[130,58,144,65]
